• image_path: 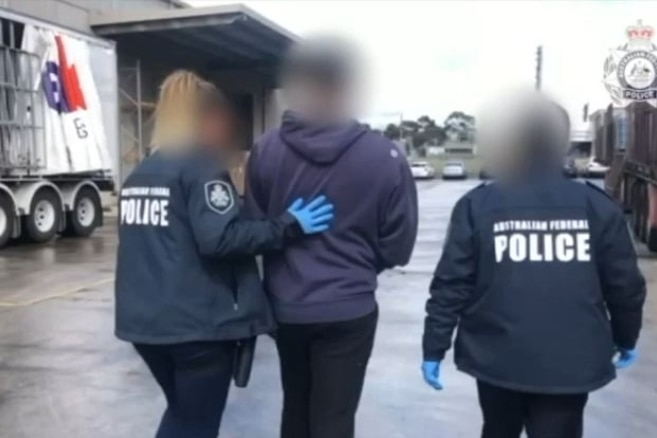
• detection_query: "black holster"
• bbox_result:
[233,337,256,388]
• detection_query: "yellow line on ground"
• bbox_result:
[0,277,114,308]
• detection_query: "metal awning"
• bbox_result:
[89,3,298,73]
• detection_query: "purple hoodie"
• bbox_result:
[245,111,419,324]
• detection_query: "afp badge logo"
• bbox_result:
[604,20,657,107]
[205,181,234,214]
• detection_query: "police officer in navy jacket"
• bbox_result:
[421,91,646,438]
[114,70,335,438]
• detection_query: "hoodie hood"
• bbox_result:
[279,110,368,164]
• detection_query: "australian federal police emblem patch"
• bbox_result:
[204,181,234,214]
[604,20,657,107]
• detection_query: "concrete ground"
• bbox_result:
[0,179,656,438]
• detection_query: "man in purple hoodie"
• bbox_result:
[245,36,419,438]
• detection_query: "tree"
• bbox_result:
[444,111,476,142]
[417,115,436,129]
[400,120,420,133]
[408,116,446,148]
[423,124,447,145]
[383,123,401,140]
[379,111,474,152]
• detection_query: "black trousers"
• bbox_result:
[134,341,236,438]
[276,308,379,438]
[477,381,589,438]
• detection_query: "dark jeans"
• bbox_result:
[134,341,237,438]
[276,308,379,438]
[477,380,589,438]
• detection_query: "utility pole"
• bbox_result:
[535,45,543,90]
[582,103,589,122]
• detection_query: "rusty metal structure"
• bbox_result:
[600,102,657,250]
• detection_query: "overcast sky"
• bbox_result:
[188,0,657,126]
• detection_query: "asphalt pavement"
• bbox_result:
[0,178,655,438]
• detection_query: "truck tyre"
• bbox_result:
[23,189,62,243]
[64,187,101,237]
[0,194,14,248]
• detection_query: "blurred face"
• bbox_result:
[284,80,353,122]
[199,105,236,150]
[477,89,568,179]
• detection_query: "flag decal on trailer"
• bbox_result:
[22,25,112,175]
[42,35,90,156]
[55,35,87,112]
[43,35,87,114]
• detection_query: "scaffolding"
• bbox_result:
[118,55,154,179]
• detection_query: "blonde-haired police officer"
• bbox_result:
[115,70,334,438]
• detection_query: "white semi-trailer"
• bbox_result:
[0,9,117,248]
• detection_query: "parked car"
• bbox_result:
[442,160,467,180]
[563,158,578,178]
[585,158,609,178]
[410,161,436,179]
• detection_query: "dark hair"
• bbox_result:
[280,35,358,89]
[551,100,570,135]
[522,98,570,159]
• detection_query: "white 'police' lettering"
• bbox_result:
[120,185,171,227]
[494,232,590,263]
[120,198,169,227]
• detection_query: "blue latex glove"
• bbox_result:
[615,348,639,369]
[287,195,335,234]
[422,361,443,390]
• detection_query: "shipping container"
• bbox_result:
[0,8,117,248]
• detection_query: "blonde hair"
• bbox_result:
[149,70,223,151]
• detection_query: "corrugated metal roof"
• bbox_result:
[90,4,297,72]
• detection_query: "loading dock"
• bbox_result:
[90,4,297,183]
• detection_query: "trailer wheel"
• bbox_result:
[64,187,101,237]
[23,189,61,243]
[0,194,14,248]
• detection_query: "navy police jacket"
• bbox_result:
[115,149,297,344]
[423,176,646,394]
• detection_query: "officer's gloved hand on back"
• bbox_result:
[422,360,443,390]
[614,348,639,369]
[286,195,335,234]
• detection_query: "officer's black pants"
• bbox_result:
[134,341,236,438]
[477,381,589,438]
[276,308,378,438]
